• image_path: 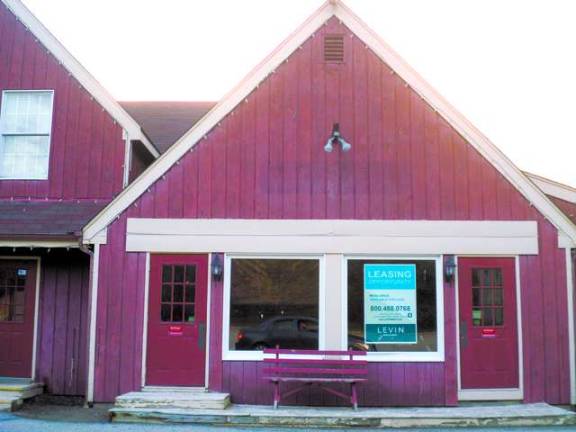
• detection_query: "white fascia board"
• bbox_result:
[126,219,539,255]
[0,240,79,248]
[1,0,159,159]
[82,1,335,241]
[525,172,576,204]
[83,0,576,245]
[333,2,576,244]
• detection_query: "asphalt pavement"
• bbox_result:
[2,410,576,432]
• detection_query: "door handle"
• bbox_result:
[197,323,206,350]
[460,320,468,349]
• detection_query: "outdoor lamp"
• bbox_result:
[211,254,223,282]
[444,256,456,283]
[324,123,352,153]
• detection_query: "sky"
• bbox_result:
[20,0,576,187]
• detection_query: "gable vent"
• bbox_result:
[324,35,344,62]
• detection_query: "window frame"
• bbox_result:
[222,253,326,361]
[0,89,55,180]
[341,255,445,362]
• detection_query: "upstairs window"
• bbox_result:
[0,91,54,180]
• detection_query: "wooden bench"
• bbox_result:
[263,348,368,409]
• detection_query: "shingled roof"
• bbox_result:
[120,101,216,154]
[0,200,109,240]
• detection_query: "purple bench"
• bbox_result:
[263,348,368,409]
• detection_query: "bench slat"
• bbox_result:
[263,348,367,356]
[263,358,367,366]
[264,367,368,375]
[265,377,367,383]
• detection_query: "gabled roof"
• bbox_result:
[525,172,576,204]
[120,101,216,154]
[83,0,576,245]
[1,0,160,158]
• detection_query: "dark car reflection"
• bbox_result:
[234,316,374,351]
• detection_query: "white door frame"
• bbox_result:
[140,252,211,389]
[456,255,524,401]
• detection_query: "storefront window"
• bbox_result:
[347,259,438,353]
[228,258,320,351]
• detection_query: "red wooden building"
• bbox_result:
[1,0,575,409]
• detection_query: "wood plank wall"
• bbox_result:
[93,18,571,404]
[36,250,90,396]
[0,3,126,200]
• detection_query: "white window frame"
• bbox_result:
[341,255,445,362]
[0,89,55,180]
[222,253,326,361]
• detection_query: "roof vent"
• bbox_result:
[324,35,344,63]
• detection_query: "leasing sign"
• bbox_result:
[364,264,417,344]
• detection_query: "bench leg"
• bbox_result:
[351,382,358,410]
[273,381,280,409]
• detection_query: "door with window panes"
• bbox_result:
[146,255,208,386]
[0,260,37,378]
[458,257,519,389]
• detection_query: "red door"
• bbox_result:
[146,254,208,386]
[459,257,519,389]
[0,260,37,378]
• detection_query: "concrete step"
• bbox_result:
[0,382,43,399]
[110,402,576,428]
[115,391,231,410]
[0,381,43,412]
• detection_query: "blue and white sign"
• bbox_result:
[364,264,417,344]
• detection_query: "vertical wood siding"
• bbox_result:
[93,18,570,404]
[0,3,125,200]
[36,250,90,395]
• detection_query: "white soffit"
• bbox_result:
[1,0,159,159]
[83,0,576,244]
[525,172,576,204]
[126,219,539,255]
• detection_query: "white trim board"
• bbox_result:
[86,244,100,404]
[526,172,576,204]
[565,247,576,405]
[125,219,539,255]
[0,0,159,159]
[341,255,445,363]
[0,240,80,249]
[83,0,576,245]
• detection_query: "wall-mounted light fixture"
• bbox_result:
[211,253,223,282]
[324,123,351,153]
[444,255,456,283]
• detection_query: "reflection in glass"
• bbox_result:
[229,259,319,351]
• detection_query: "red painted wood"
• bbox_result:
[146,254,208,386]
[458,257,518,389]
[443,255,458,406]
[208,254,224,392]
[0,2,126,200]
[0,260,37,377]
[92,17,572,405]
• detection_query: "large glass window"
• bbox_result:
[347,259,438,353]
[0,91,54,179]
[228,257,320,351]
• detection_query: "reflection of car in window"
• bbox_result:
[234,316,374,351]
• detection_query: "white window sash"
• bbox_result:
[222,254,326,361]
[0,90,54,180]
[341,255,445,362]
